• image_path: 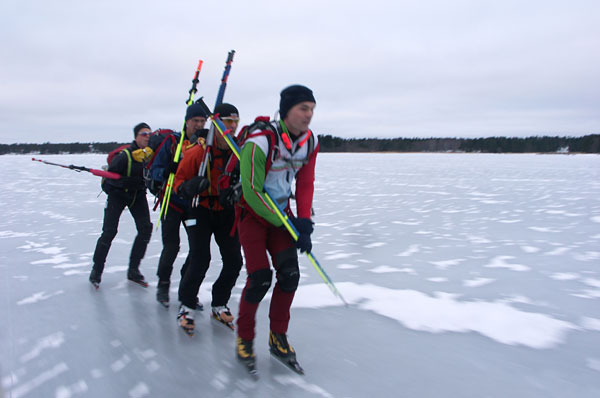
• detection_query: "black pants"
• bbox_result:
[155,206,190,283]
[178,206,243,309]
[92,191,152,274]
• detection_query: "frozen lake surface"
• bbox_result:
[1,153,599,397]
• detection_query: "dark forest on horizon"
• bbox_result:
[0,134,598,155]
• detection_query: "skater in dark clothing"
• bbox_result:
[151,103,208,307]
[235,85,318,374]
[89,122,154,288]
[173,103,244,335]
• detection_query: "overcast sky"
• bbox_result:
[1,0,599,144]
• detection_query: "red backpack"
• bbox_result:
[217,117,279,204]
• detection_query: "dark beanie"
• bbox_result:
[214,103,239,118]
[185,102,208,121]
[133,122,151,137]
[279,85,316,120]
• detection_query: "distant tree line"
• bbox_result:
[317,134,599,153]
[0,142,127,155]
[1,135,598,155]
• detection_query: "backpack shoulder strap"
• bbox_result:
[122,148,132,177]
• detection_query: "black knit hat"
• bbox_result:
[279,85,316,120]
[185,102,208,121]
[133,122,151,137]
[214,103,239,118]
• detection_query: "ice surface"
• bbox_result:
[1,153,600,397]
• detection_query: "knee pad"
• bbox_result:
[244,268,272,303]
[275,248,299,293]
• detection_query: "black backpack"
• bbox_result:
[143,128,176,196]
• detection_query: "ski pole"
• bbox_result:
[191,50,235,207]
[191,100,215,208]
[159,60,203,223]
[214,50,235,108]
[32,157,121,180]
[196,98,347,305]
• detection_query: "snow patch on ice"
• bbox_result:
[590,216,600,224]
[63,270,89,276]
[545,247,570,256]
[427,277,448,283]
[392,220,422,225]
[364,242,386,248]
[368,265,403,273]
[111,354,131,372]
[104,266,128,273]
[90,369,103,378]
[55,380,88,398]
[128,382,150,398]
[520,246,540,253]
[581,317,600,331]
[463,277,494,287]
[273,375,334,398]
[17,290,64,305]
[573,251,600,261]
[324,252,358,260]
[31,253,70,265]
[145,361,160,372]
[484,256,530,272]
[430,259,464,269]
[396,244,419,257]
[53,262,88,269]
[571,290,600,299]
[587,358,600,372]
[210,371,229,391]
[0,230,35,238]
[583,278,600,288]
[20,332,65,362]
[9,362,68,398]
[337,264,358,269]
[528,226,560,233]
[463,234,491,244]
[293,282,576,349]
[134,348,156,361]
[550,273,579,281]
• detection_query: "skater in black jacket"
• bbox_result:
[89,122,154,288]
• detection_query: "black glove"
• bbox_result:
[218,183,242,208]
[179,176,209,199]
[291,217,314,253]
[163,161,179,179]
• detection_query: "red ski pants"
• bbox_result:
[236,211,298,341]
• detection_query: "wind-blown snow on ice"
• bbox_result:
[293,282,576,349]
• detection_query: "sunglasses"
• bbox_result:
[221,117,240,124]
[138,132,151,137]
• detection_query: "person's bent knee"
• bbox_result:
[275,248,299,293]
[244,268,272,303]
